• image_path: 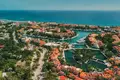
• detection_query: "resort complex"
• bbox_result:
[1,20,120,80]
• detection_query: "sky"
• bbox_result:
[0,0,120,10]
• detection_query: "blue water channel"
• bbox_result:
[64,31,107,71]
[64,50,107,71]
[63,30,92,44]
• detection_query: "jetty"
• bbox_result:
[92,59,106,65]
[100,51,108,59]
[77,36,86,43]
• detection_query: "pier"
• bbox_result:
[77,36,86,43]
[71,36,86,46]
[92,59,106,66]
[100,51,108,59]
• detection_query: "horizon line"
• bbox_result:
[1,9,120,11]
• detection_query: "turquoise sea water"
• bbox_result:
[64,31,92,43]
[1,10,120,26]
[0,10,112,71]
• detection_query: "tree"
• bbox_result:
[115,75,120,80]
[96,76,108,80]
[15,67,32,80]
[73,49,94,71]
[104,50,114,58]
[43,70,57,80]
[42,62,54,72]
[95,34,102,40]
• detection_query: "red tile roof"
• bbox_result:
[0,45,4,48]
[39,40,46,46]
[79,72,88,79]
[113,46,120,52]
[66,30,72,34]
[98,40,104,47]
[59,76,66,80]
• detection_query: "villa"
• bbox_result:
[88,33,104,48]
[39,40,46,46]
[112,27,120,32]
[109,57,120,65]
[113,46,120,53]
[59,76,67,80]
[89,25,99,29]
[112,35,120,44]
[0,45,4,48]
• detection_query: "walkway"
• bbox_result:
[92,58,106,65]
[92,59,106,65]
[13,31,18,43]
[30,53,37,69]
[70,48,99,51]
[100,51,108,59]
[32,48,47,80]
[77,36,86,43]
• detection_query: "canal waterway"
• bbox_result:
[63,31,107,71]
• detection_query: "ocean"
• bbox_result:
[0,10,120,26]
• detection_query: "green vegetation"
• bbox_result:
[96,76,108,80]
[0,22,34,80]
[73,49,94,71]
[43,70,58,80]
[0,71,2,78]
[104,50,114,58]
[0,21,120,80]
[115,75,120,80]
[42,47,58,80]
[96,34,114,50]
[73,49,94,63]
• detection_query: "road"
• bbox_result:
[32,48,47,80]
[13,31,18,43]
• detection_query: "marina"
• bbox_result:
[63,31,108,71]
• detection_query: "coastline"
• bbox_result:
[0,18,119,27]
